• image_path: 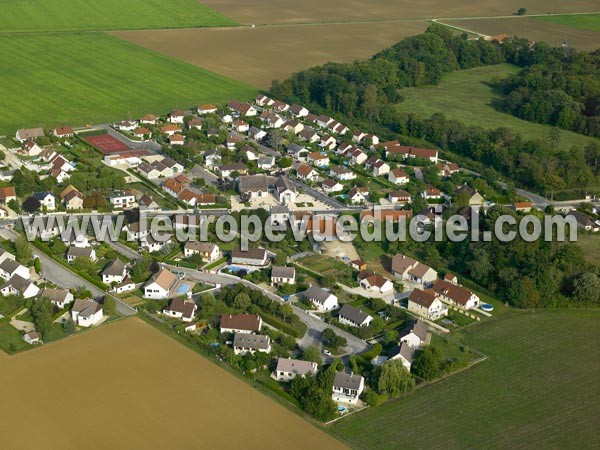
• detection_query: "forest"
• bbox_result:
[270,25,600,194]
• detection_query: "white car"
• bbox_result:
[322,349,331,356]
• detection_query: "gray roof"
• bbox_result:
[399,319,428,342]
[71,298,102,318]
[275,358,317,376]
[233,333,270,350]
[303,286,333,303]
[271,266,295,279]
[67,246,93,259]
[270,205,289,215]
[1,274,33,292]
[102,259,126,277]
[338,304,371,325]
[238,174,273,193]
[39,287,70,303]
[333,371,363,390]
[0,258,23,274]
[231,247,267,261]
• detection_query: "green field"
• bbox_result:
[0,0,236,32]
[332,309,600,449]
[397,64,598,149]
[0,32,257,134]
[0,320,30,354]
[537,13,600,32]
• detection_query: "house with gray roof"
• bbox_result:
[233,333,271,355]
[338,304,373,328]
[71,298,103,327]
[332,371,365,404]
[303,286,338,312]
[102,259,127,284]
[398,319,429,349]
[271,266,296,286]
[66,246,96,263]
[389,342,415,371]
[272,358,318,381]
[0,274,40,299]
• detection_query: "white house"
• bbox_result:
[0,275,39,299]
[220,314,263,334]
[271,266,296,286]
[348,187,368,204]
[233,333,271,355]
[66,246,96,263]
[230,248,268,266]
[338,304,373,328]
[109,191,136,209]
[389,342,415,372]
[0,259,30,281]
[389,169,410,185]
[391,254,438,285]
[162,298,197,322]
[330,166,356,181]
[322,179,343,194]
[113,278,136,294]
[332,371,364,404]
[359,274,394,294]
[71,298,104,327]
[33,192,56,211]
[143,268,178,299]
[23,331,40,345]
[431,279,480,310]
[183,241,220,262]
[38,287,74,309]
[272,358,318,382]
[303,286,338,312]
[399,319,429,349]
[101,259,127,284]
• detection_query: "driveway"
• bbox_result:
[165,265,369,356]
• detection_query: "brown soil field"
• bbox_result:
[113,22,428,88]
[199,0,599,25]
[0,318,347,450]
[443,17,600,50]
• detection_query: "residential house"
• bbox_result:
[143,268,178,299]
[218,162,248,178]
[66,246,96,263]
[350,260,367,271]
[271,100,289,113]
[270,205,290,226]
[137,163,161,180]
[274,177,297,205]
[233,333,271,355]
[272,358,318,382]
[187,118,203,131]
[33,191,56,211]
[168,110,185,124]
[233,119,250,133]
[0,259,30,281]
[455,184,484,206]
[319,134,336,150]
[220,314,263,334]
[287,143,308,160]
[160,124,181,136]
[299,128,319,143]
[113,278,136,294]
[388,190,411,205]
[254,94,274,107]
[431,279,480,310]
[102,259,127,284]
[115,120,137,132]
[257,156,275,170]
[303,286,338,312]
[332,371,364,404]
[391,254,438,285]
[139,113,159,125]
[567,209,600,232]
[140,234,171,253]
[330,166,356,181]
[123,222,149,241]
[38,287,73,309]
[183,242,220,262]
[389,342,415,371]
[139,194,160,211]
[53,126,74,138]
[283,120,304,135]
[162,298,197,322]
[60,185,84,210]
[109,191,136,209]
[228,101,257,117]
[162,178,183,198]
[248,126,267,141]
[338,304,373,328]
[169,134,185,146]
[271,266,296,286]
[322,179,343,194]
[513,202,533,213]
[204,150,222,169]
[358,274,394,294]
[372,159,390,177]
[348,187,368,204]
[389,169,410,185]
[22,139,43,157]
[307,152,330,167]
[398,319,429,349]
[230,248,268,266]
[23,331,40,345]
[422,186,443,200]
[296,163,319,182]
[289,104,309,117]
[407,288,448,320]
[0,275,39,299]
[161,158,184,174]
[15,127,44,142]
[71,298,104,327]
[197,104,218,115]
[238,174,271,199]
[0,187,16,205]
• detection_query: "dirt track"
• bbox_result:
[0,318,347,450]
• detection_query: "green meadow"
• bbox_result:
[333,309,600,449]
[397,64,598,149]
[0,32,257,134]
[0,0,236,32]
[537,13,600,32]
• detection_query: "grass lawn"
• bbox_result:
[0,320,30,354]
[0,32,257,135]
[332,309,600,449]
[576,233,600,265]
[0,0,236,32]
[397,64,599,149]
[536,13,600,32]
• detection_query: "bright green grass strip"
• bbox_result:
[397,63,598,149]
[536,13,600,32]
[332,309,600,449]
[0,32,257,134]
[0,0,237,32]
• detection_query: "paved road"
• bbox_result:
[165,265,369,356]
[105,240,141,261]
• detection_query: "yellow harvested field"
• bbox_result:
[443,17,600,51]
[0,318,347,450]
[113,22,428,88]
[199,0,600,25]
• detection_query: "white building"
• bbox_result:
[303,286,338,312]
[272,358,318,382]
[332,371,364,404]
[71,298,104,327]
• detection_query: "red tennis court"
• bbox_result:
[84,134,130,154]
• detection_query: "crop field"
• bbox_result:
[0,32,256,135]
[0,0,236,32]
[442,16,600,51]
[0,318,346,450]
[113,21,428,88]
[333,309,600,449]
[536,13,600,31]
[397,64,599,149]
[199,0,600,25]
